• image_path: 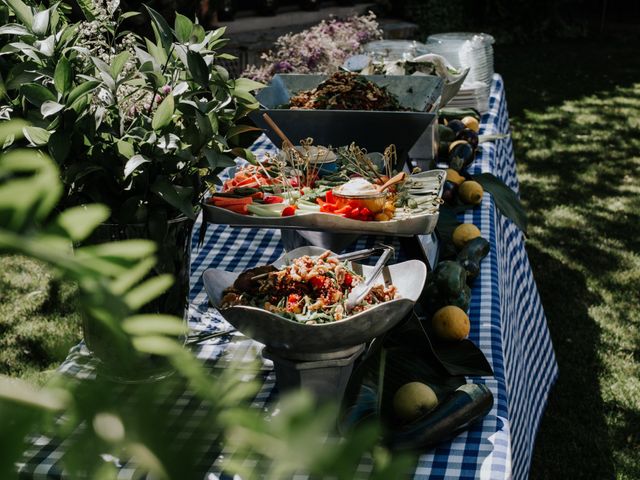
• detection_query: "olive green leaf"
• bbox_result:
[53,204,110,242]
[151,94,174,131]
[471,173,528,234]
[174,13,193,43]
[109,51,131,79]
[54,56,72,94]
[4,0,34,27]
[22,126,51,146]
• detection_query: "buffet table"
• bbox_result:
[18,75,557,480]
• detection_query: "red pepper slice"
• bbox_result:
[334,205,353,215]
[320,204,336,213]
[281,205,297,216]
[325,189,335,204]
[264,195,284,204]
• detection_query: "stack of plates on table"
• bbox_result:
[445,80,491,112]
[420,32,495,112]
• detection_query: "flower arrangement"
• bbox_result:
[0,0,263,225]
[243,12,382,83]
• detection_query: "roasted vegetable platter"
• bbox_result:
[251,72,443,158]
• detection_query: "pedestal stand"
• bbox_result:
[262,344,365,401]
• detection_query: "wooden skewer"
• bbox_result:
[376,171,407,192]
[263,113,293,149]
[262,113,302,194]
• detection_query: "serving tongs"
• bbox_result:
[251,244,392,281]
[345,246,395,312]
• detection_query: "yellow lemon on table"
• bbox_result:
[452,223,481,249]
[432,305,470,341]
[446,168,465,186]
[393,382,439,422]
[461,116,480,133]
[458,180,484,205]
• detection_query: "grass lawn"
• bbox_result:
[0,256,81,385]
[1,35,638,479]
[497,36,640,479]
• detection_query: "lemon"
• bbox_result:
[452,223,481,249]
[461,116,480,133]
[446,168,465,186]
[393,382,439,422]
[432,305,470,341]
[458,180,484,205]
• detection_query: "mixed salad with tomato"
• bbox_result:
[220,251,398,323]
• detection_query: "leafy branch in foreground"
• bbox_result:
[0,0,264,226]
[0,120,412,478]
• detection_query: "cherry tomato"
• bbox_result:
[344,273,353,287]
[281,205,297,216]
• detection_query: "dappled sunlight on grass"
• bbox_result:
[508,71,640,478]
[0,256,81,384]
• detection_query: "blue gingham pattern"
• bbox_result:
[18,75,557,480]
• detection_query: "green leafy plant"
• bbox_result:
[0,0,263,225]
[0,118,413,478]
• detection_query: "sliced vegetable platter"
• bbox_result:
[202,201,442,236]
[202,169,446,236]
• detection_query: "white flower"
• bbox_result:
[243,12,382,82]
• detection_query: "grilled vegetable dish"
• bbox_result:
[288,72,405,111]
[220,251,398,323]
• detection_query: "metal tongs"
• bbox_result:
[345,245,395,312]
[251,244,391,281]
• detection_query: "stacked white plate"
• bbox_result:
[420,33,495,112]
[444,81,490,112]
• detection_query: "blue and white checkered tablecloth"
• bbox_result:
[18,75,557,480]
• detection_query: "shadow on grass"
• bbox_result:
[496,37,640,118]
[525,243,615,478]
[496,39,640,479]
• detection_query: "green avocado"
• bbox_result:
[457,237,490,280]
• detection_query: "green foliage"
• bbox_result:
[0,2,264,225]
[472,173,528,234]
[0,119,410,478]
